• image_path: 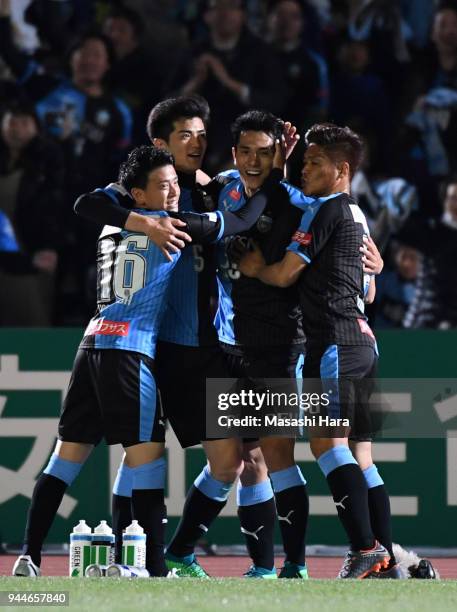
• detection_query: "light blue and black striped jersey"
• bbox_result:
[157,172,218,347]
[80,210,179,359]
[74,173,273,351]
[209,170,313,347]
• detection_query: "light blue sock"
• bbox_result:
[113,462,134,497]
[237,479,274,506]
[131,457,166,490]
[363,464,384,489]
[194,465,233,502]
[43,453,83,486]
[270,465,306,493]
[317,445,358,478]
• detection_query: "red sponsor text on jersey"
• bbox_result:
[86,319,130,337]
[292,230,312,246]
[229,189,242,201]
[357,318,376,340]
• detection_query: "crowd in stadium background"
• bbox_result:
[0,0,456,328]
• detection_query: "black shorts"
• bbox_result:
[221,343,305,380]
[155,341,230,448]
[59,349,165,446]
[302,344,378,441]
[221,343,306,441]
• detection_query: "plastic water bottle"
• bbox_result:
[122,520,146,569]
[69,520,92,577]
[91,520,115,567]
[106,564,150,578]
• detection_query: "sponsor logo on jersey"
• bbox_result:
[292,230,312,246]
[357,318,375,340]
[85,319,130,337]
[228,188,242,201]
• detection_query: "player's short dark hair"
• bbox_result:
[304,123,365,178]
[118,145,174,191]
[146,95,210,142]
[105,5,144,38]
[231,110,283,146]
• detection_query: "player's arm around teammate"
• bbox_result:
[240,124,397,580]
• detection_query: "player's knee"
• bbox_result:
[310,437,335,459]
[210,458,244,483]
[241,452,268,485]
[261,439,295,472]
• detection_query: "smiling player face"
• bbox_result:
[132,165,180,212]
[165,117,207,174]
[233,131,275,196]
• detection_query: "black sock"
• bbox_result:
[238,498,276,570]
[167,486,225,558]
[23,474,68,567]
[275,485,309,565]
[131,489,167,576]
[112,494,132,564]
[326,464,374,551]
[367,485,396,564]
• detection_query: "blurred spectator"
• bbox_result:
[329,38,392,171]
[102,5,163,143]
[401,178,457,329]
[266,0,329,128]
[23,0,74,55]
[409,2,457,96]
[348,0,413,85]
[398,4,457,216]
[169,0,285,173]
[0,10,133,322]
[373,242,419,328]
[0,101,63,325]
[401,0,436,50]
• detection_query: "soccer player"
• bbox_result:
[75,96,275,577]
[203,110,313,578]
[12,145,279,578]
[239,123,397,579]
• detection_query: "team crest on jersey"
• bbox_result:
[85,319,130,337]
[256,214,273,233]
[292,230,312,246]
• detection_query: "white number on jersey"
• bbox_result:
[99,234,149,303]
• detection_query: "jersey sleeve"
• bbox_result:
[287,202,340,263]
[202,171,239,202]
[281,181,315,211]
[178,169,284,242]
[74,183,133,228]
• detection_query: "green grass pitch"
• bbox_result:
[1,577,457,612]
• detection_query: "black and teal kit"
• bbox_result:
[288,192,378,438]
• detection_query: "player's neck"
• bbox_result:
[177,169,197,188]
